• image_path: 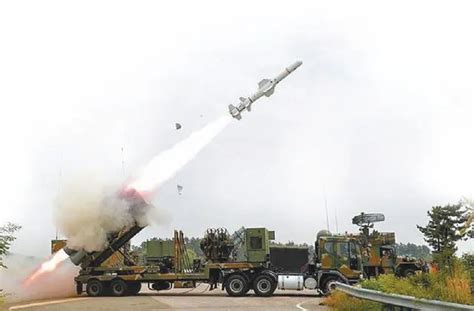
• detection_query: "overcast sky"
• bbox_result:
[1,1,472,256]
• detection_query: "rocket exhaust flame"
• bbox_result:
[126,114,232,194]
[23,249,69,287]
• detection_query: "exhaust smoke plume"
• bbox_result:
[127,114,232,194]
[17,177,150,300]
[54,175,148,252]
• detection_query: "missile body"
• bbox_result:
[229,61,302,120]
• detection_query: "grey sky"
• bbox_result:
[1,1,472,256]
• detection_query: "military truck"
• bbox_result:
[59,196,364,297]
[352,213,423,278]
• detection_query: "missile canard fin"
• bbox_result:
[258,79,271,89]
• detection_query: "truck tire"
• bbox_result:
[128,281,142,295]
[253,274,277,297]
[322,276,342,295]
[86,279,104,297]
[402,268,415,277]
[225,274,248,297]
[111,279,128,296]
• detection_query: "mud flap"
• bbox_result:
[76,282,83,295]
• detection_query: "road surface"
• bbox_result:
[4,285,328,310]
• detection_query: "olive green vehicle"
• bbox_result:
[314,230,364,292]
[62,224,364,297]
[352,213,423,278]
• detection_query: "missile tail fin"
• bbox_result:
[229,104,242,120]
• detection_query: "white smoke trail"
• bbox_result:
[127,114,232,194]
[52,115,232,252]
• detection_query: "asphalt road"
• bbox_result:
[4,285,328,311]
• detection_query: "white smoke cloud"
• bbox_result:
[54,174,143,252]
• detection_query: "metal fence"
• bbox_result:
[335,282,474,311]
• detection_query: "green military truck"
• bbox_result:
[352,213,423,278]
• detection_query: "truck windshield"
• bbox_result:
[349,241,360,270]
[337,242,349,257]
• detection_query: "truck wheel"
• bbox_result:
[225,274,248,297]
[128,281,142,295]
[253,274,276,297]
[111,279,128,296]
[402,269,415,277]
[86,279,104,297]
[322,276,341,295]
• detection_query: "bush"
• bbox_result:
[461,253,474,293]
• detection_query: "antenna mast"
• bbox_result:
[323,185,330,231]
[121,146,125,178]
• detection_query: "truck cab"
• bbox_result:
[315,231,364,293]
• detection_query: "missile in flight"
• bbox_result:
[228,61,302,120]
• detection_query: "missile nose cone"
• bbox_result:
[288,61,303,72]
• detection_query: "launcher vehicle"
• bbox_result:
[53,191,363,297]
[58,222,364,297]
